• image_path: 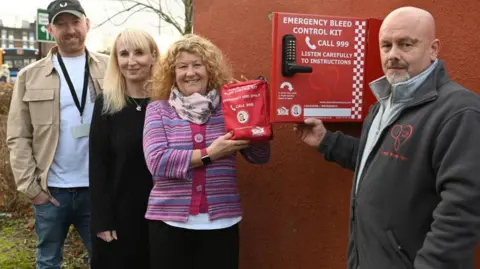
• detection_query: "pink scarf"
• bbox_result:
[169,87,220,124]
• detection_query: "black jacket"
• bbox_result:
[319,61,480,269]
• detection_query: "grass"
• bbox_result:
[0,213,89,269]
[0,216,34,268]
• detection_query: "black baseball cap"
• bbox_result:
[47,0,87,24]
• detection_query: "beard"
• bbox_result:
[386,71,411,84]
[385,60,410,84]
[58,34,85,53]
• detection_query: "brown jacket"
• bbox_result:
[6,47,109,199]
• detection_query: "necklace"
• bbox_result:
[130,96,147,111]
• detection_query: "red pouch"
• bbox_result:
[221,78,273,142]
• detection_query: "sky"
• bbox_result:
[0,0,184,53]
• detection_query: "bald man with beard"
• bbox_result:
[295,6,480,269]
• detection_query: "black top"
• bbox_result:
[89,94,152,233]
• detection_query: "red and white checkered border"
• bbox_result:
[351,21,367,119]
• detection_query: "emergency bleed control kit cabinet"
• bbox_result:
[270,12,384,123]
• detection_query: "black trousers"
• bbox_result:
[91,215,150,269]
[149,220,239,269]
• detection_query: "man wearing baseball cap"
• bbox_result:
[48,0,86,23]
[46,0,88,58]
[6,0,108,268]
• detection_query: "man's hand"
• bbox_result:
[97,230,118,242]
[294,118,327,147]
[31,191,60,206]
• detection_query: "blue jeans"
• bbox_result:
[33,187,92,269]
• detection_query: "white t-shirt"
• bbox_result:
[48,54,94,188]
[165,214,241,230]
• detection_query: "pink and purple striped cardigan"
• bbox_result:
[143,100,270,222]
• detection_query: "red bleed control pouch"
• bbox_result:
[221,77,273,142]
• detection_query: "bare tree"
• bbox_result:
[94,0,193,35]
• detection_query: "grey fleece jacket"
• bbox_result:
[318,60,480,269]
[355,60,438,193]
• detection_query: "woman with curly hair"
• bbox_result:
[143,34,270,269]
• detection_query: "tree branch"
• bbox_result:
[122,0,186,34]
[184,0,193,34]
[111,7,150,27]
[93,3,141,29]
[93,0,192,35]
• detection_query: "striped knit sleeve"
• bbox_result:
[143,102,193,180]
[240,141,270,164]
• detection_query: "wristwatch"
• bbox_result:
[201,148,212,166]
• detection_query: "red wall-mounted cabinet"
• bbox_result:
[270,12,383,123]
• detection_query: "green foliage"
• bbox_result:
[0,216,89,269]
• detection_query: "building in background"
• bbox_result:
[0,19,40,79]
[0,19,36,50]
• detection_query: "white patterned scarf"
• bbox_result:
[168,87,220,124]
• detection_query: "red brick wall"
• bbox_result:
[194,1,480,268]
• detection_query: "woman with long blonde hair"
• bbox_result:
[89,28,160,269]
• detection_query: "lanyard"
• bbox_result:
[57,49,90,123]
